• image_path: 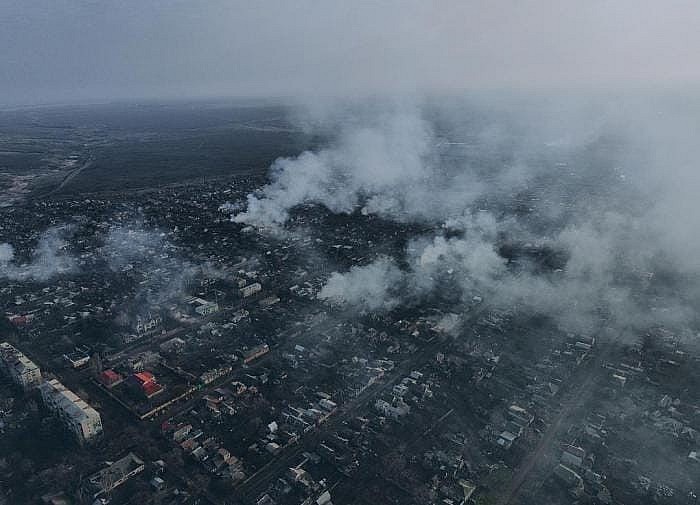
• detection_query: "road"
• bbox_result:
[233,359,415,503]
[497,340,611,505]
[48,158,94,195]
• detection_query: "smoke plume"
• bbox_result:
[0,226,77,282]
[101,221,204,309]
[318,256,403,312]
[234,94,700,337]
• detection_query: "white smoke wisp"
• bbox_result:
[102,224,168,272]
[317,256,403,312]
[0,226,77,282]
[0,243,14,265]
[101,222,210,309]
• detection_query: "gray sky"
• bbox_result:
[2,0,700,105]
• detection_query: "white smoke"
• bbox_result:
[320,204,697,334]
[102,224,168,272]
[0,226,77,282]
[317,256,403,312]
[101,222,206,308]
[236,94,700,337]
[233,103,483,227]
[0,243,14,265]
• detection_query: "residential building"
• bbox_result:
[63,350,90,369]
[135,313,163,337]
[0,342,42,390]
[39,378,103,444]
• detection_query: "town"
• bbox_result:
[2,163,699,505]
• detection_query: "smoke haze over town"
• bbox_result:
[1,2,700,505]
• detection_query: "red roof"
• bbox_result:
[102,369,120,380]
[100,369,122,385]
[133,371,155,384]
[143,381,163,397]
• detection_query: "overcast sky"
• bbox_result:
[2,0,700,105]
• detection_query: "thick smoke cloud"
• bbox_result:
[0,226,77,281]
[234,95,700,337]
[318,256,403,312]
[234,104,444,226]
[233,97,623,229]
[318,206,693,335]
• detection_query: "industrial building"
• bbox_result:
[0,341,42,390]
[38,378,103,444]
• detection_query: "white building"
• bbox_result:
[84,452,145,499]
[135,313,163,336]
[190,297,219,316]
[63,350,90,369]
[258,295,280,308]
[240,282,262,298]
[375,398,410,419]
[39,378,103,444]
[0,342,42,390]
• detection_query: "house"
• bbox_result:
[129,371,164,398]
[508,405,534,427]
[135,314,163,337]
[99,369,123,388]
[63,350,90,369]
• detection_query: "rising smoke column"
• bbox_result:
[317,256,403,312]
[233,103,471,227]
